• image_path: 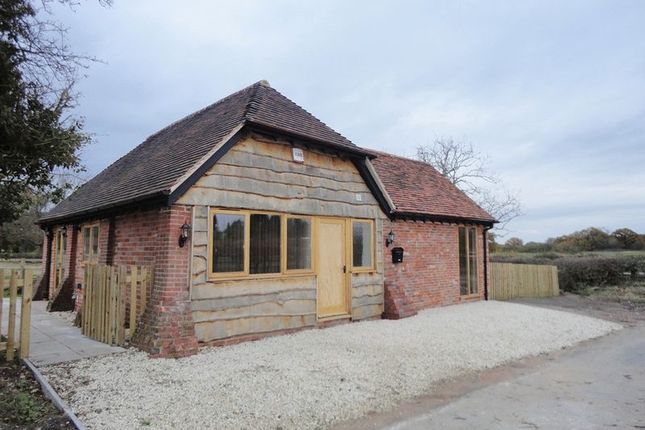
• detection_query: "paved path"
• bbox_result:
[3,300,124,366]
[343,324,645,430]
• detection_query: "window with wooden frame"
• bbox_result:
[209,209,313,278]
[285,216,312,272]
[458,226,478,296]
[351,220,374,271]
[82,225,100,263]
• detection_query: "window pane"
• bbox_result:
[287,218,311,270]
[459,227,468,295]
[250,214,281,274]
[91,226,99,258]
[83,228,91,259]
[213,214,245,273]
[469,228,478,294]
[352,222,372,268]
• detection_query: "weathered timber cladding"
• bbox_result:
[178,137,379,218]
[179,137,385,343]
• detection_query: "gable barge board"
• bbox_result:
[246,121,374,159]
[167,127,248,206]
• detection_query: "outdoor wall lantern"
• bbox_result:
[386,230,395,247]
[179,222,191,247]
[61,225,68,237]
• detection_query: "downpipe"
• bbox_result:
[483,225,494,301]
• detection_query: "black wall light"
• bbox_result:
[179,222,191,247]
[386,230,395,247]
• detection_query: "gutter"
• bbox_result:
[37,191,169,228]
[393,211,496,227]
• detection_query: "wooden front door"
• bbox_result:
[317,218,349,318]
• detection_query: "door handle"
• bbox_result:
[343,265,346,273]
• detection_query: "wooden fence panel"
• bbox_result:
[489,263,559,300]
[0,269,34,360]
[81,264,151,346]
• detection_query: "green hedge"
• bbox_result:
[555,256,645,291]
[492,254,645,292]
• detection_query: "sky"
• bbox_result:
[51,0,645,242]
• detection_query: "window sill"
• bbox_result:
[208,272,316,282]
[351,268,376,274]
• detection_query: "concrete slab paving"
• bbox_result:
[2,300,125,366]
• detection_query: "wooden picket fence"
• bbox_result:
[0,269,33,360]
[489,262,559,300]
[82,264,151,346]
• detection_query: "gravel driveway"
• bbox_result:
[42,301,620,430]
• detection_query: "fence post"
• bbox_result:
[19,269,33,359]
[6,270,18,360]
[0,269,4,339]
[129,265,137,338]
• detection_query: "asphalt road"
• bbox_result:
[337,317,644,430]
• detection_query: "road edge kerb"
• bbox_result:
[22,358,87,430]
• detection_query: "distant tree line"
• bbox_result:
[495,227,645,254]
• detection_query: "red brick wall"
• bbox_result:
[72,211,160,312]
[382,220,487,318]
[131,205,198,358]
[44,205,198,358]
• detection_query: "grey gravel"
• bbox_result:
[42,301,621,430]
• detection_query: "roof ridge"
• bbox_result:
[143,80,262,143]
[243,80,264,120]
[370,149,438,168]
[248,85,354,146]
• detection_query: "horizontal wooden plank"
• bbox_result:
[352,284,384,299]
[191,276,316,300]
[193,299,316,322]
[351,274,383,288]
[180,189,379,218]
[212,163,369,193]
[352,303,383,321]
[232,138,364,176]
[187,180,376,207]
[192,288,316,311]
[195,314,317,342]
[352,293,384,308]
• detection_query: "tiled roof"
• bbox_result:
[40,81,363,223]
[370,151,496,223]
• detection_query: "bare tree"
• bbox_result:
[416,137,522,234]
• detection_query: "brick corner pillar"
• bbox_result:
[131,205,198,358]
[383,282,418,319]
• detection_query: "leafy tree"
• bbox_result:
[551,227,611,253]
[504,237,524,251]
[0,0,108,225]
[417,137,522,233]
[0,192,47,257]
[611,228,640,249]
[522,241,551,253]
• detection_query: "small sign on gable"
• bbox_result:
[292,148,305,163]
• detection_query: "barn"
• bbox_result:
[37,81,495,357]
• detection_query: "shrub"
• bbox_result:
[555,255,645,292]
